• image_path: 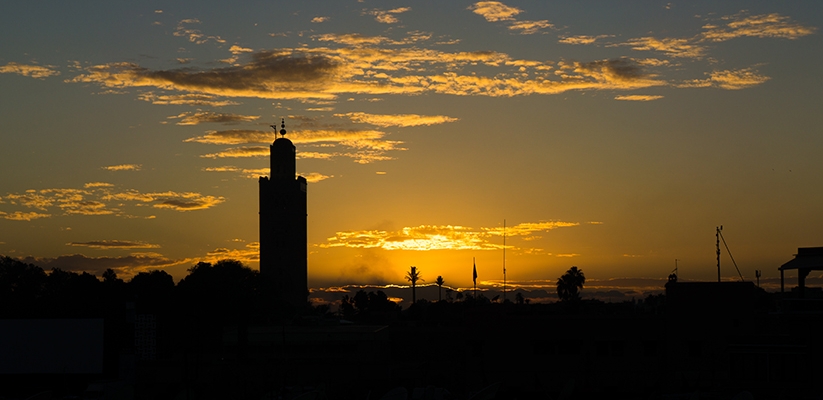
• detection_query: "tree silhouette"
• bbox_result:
[556,266,585,302]
[0,257,46,314]
[177,260,261,324]
[435,275,444,302]
[339,294,355,319]
[101,268,120,283]
[341,289,398,321]
[130,269,175,313]
[406,266,422,304]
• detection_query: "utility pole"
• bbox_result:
[716,226,722,282]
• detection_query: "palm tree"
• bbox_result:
[406,266,422,304]
[556,266,585,302]
[435,275,445,302]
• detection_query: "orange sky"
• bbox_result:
[1,1,821,296]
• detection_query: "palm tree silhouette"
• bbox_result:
[406,266,422,304]
[435,275,445,302]
[556,266,585,302]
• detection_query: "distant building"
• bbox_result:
[259,119,308,307]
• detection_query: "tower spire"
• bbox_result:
[280,117,287,137]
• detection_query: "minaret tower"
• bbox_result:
[259,118,308,308]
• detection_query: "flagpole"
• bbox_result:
[503,219,506,303]
[473,257,477,298]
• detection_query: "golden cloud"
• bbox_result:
[365,7,411,24]
[483,221,580,237]
[559,35,612,45]
[71,45,668,102]
[0,62,60,79]
[301,172,333,183]
[298,151,336,160]
[185,129,275,144]
[315,33,390,46]
[468,1,522,22]
[3,192,53,211]
[614,94,664,101]
[508,20,553,35]
[619,37,706,58]
[153,195,224,211]
[708,68,771,90]
[205,166,261,179]
[138,92,240,107]
[191,128,402,163]
[0,211,51,221]
[315,31,434,47]
[201,146,270,159]
[102,164,141,171]
[200,242,260,265]
[173,18,226,44]
[104,190,225,211]
[321,221,580,251]
[62,201,115,216]
[202,165,330,181]
[701,13,815,42]
[203,166,242,173]
[311,16,329,23]
[84,182,114,188]
[229,45,253,54]
[679,68,770,90]
[1,185,225,219]
[335,112,459,127]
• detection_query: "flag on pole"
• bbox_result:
[473,259,477,285]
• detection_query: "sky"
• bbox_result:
[1,1,822,302]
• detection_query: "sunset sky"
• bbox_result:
[1,1,821,299]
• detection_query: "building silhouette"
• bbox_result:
[779,246,823,298]
[259,119,308,307]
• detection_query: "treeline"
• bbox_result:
[0,256,313,323]
[1,255,670,326]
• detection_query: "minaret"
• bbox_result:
[259,118,308,308]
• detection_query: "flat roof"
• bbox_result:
[780,247,823,271]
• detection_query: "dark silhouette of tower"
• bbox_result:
[259,119,307,308]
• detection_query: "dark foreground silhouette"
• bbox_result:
[2,256,822,399]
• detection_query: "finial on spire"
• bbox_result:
[270,118,288,138]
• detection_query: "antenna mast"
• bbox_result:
[668,259,679,282]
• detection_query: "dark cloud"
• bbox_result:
[155,198,221,211]
[146,52,337,90]
[67,240,160,249]
[72,52,340,100]
[579,58,645,80]
[169,111,259,126]
[20,253,180,276]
